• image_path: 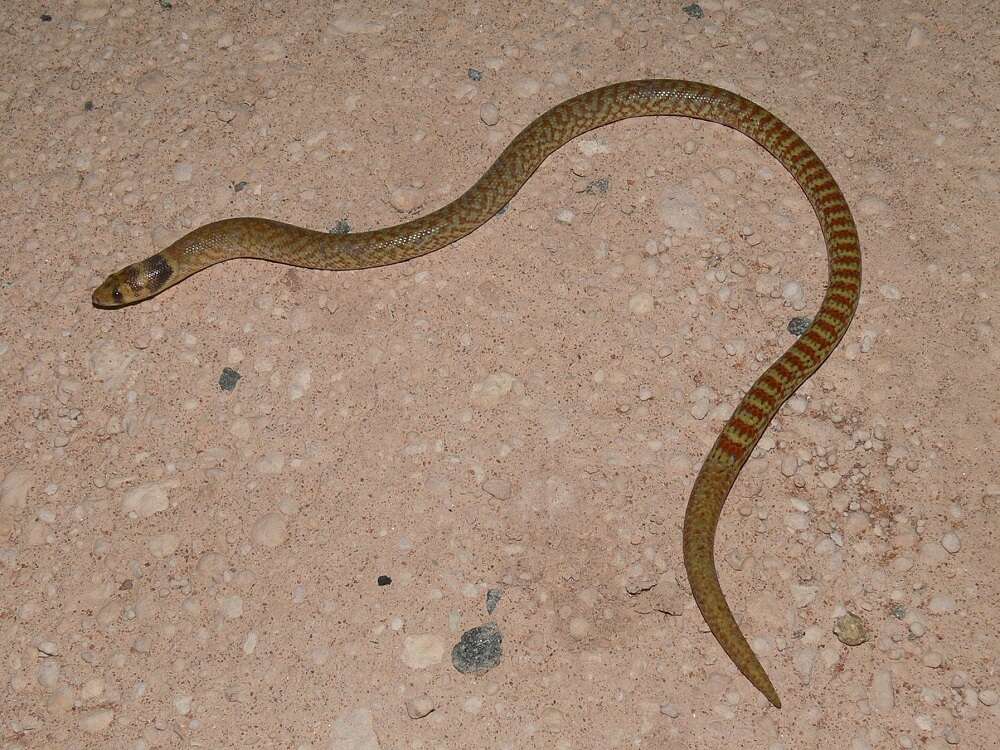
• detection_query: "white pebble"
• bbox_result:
[219,595,244,620]
[402,634,445,669]
[288,368,313,400]
[857,194,888,216]
[174,694,193,715]
[906,26,926,49]
[470,372,515,408]
[148,532,180,559]
[256,453,286,474]
[330,16,386,34]
[1,468,33,510]
[405,695,436,719]
[513,77,540,97]
[940,532,960,553]
[871,670,895,713]
[173,163,193,183]
[979,689,998,706]
[75,0,110,22]
[37,660,60,689]
[122,481,176,518]
[251,512,288,547]
[628,291,655,316]
[479,102,499,126]
[253,37,286,62]
[658,186,705,234]
[80,708,114,733]
[878,283,902,300]
[81,678,105,700]
[329,707,380,749]
[390,186,424,213]
[928,594,956,614]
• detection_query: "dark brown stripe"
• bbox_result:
[144,253,174,292]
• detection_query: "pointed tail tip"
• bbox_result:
[759,679,782,709]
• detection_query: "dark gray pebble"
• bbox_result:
[452,622,502,673]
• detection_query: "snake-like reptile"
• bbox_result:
[93,80,861,708]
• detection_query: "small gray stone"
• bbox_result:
[452,622,502,674]
[485,588,502,614]
[219,367,241,391]
[682,3,704,19]
[788,317,811,336]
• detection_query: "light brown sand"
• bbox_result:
[1,1,998,748]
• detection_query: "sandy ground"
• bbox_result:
[2,1,998,748]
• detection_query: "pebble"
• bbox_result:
[979,689,999,706]
[568,616,591,639]
[628,291,655,316]
[471,372,516,407]
[878,283,902,300]
[36,660,59,689]
[482,478,511,500]
[790,584,818,608]
[48,686,74,713]
[940,532,961,553]
[329,707,381,750]
[174,694,193,715]
[255,453,286,474]
[390,186,424,213]
[927,594,956,614]
[1,468,32,509]
[330,16,386,35]
[75,0,110,22]
[80,708,114,733]
[857,194,889,216]
[251,512,288,547]
[219,595,244,620]
[452,622,503,673]
[402,634,446,669]
[122,481,176,518]
[82,678,105,700]
[196,552,228,582]
[792,646,817,681]
[906,26,926,49]
[253,37,286,63]
[833,612,871,646]
[659,703,681,718]
[405,695,436,719]
[148,533,180,559]
[480,101,500,126]
[513,77,540,97]
[173,163,193,182]
[871,670,895,713]
[658,186,705,234]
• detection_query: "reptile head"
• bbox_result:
[92,253,175,308]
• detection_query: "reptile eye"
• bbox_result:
[112,288,123,303]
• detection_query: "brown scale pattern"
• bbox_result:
[93,80,862,708]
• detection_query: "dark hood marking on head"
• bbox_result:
[144,254,174,293]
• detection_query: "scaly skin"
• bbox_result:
[93,80,862,708]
